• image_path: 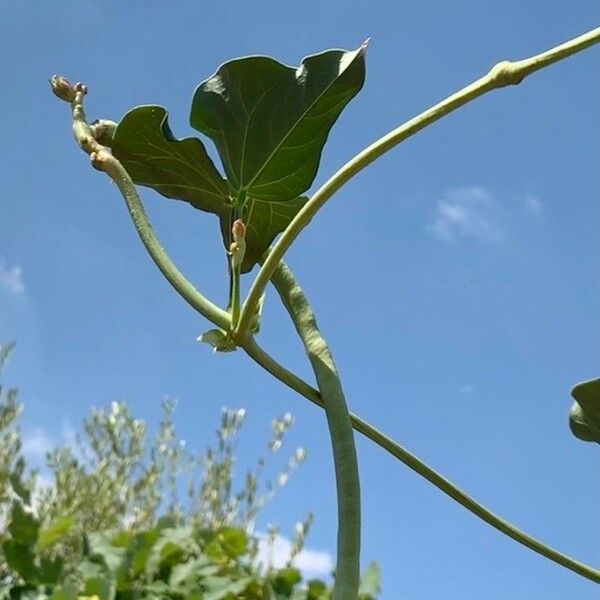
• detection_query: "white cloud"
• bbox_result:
[22,429,53,458]
[428,186,503,243]
[255,533,333,578]
[524,195,543,216]
[0,257,25,295]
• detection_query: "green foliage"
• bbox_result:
[112,46,366,272]
[570,378,600,443]
[0,343,381,598]
[3,512,379,599]
[0,342,27,521]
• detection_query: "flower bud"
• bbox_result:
[50,75,75,102]
[232,218,246,242]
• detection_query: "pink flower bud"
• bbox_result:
[232,218,246,242]
[49,75,75,102]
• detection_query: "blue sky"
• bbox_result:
[1,1,599,597]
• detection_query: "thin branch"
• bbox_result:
[236,27,600,337]
[50,77,231,331]
[242,309,600,585]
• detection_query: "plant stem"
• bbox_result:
[248,263,361,599]
[230,265,241,328]
[236,27,600,337]
[51,79,230,331]
[241,264,600,585]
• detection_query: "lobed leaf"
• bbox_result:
[112,107,306,272]
[190,44,367,202]
[111,46,365,272]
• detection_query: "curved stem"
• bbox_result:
[240,264,600,585]
[236,27,600,337]
[95,151,231,331]
[250,263,361,598]
[51,78,230,331]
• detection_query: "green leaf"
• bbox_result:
[77,557,110,582]
[190,45,367,203]
[215,527,248,559]
[189,45,366,272]
[130,527,163,576]
[269,568,302,596]
[145,526,199,575]
[83,576,116,600]
[85,532,127,576]
[570,378,600,443]
[169,555,217,589]
[111,103,313,271]
[38,516,74,550]
[358,561,381,598]
[49,585,78,600]
[219,196,308,273]
[8,501,39,545]
[2,539,37,581]
[112,105,229,214]
[306,579,328,600]
[38,556,65,585]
